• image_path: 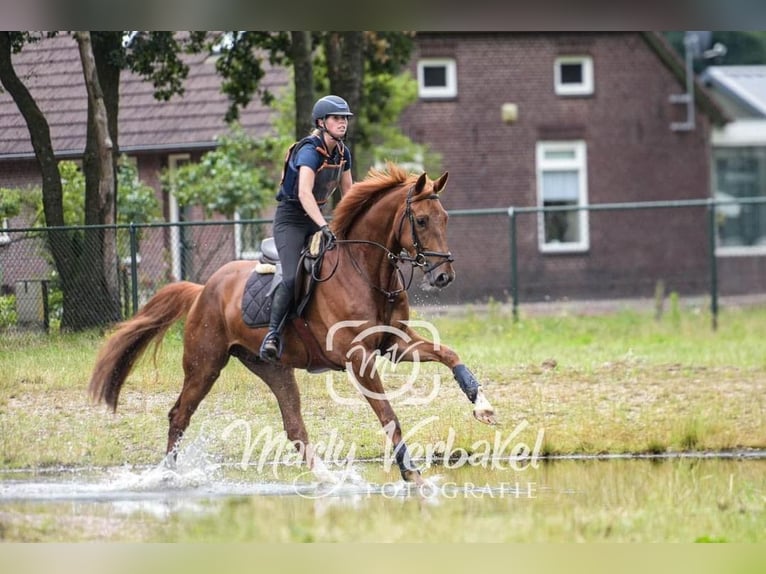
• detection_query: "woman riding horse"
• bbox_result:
[260,94,354,362]
[89,164,496,485]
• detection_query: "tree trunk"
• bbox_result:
[324,32,364,181]
[290,31,314,140]
[75,31,121,326]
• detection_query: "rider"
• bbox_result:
[259,94,354,362]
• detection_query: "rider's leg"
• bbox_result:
[259,281,292,361]
[259,203,316,362]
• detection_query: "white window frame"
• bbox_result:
[554,55,594,96]
[536,141,590,253]
[417,58,457,99]
[234,210,262,260]
[0,218,10,246]
[167,153,190,281]
[712,123,766,256]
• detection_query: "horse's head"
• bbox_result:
[399,171,455,289]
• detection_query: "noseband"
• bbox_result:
[397,186,455,274]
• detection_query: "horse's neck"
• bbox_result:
[345,192,402,279]
[346,192,401,256]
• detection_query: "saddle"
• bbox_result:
[241,233,341,373]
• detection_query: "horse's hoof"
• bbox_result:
[473,389,497,425]
[473,408,497,425]
[402,468,424,485]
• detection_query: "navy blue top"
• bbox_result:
[277,135,352,205]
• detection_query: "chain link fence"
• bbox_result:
[1,198,765,333]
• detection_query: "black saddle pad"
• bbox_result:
[241,270,274,328]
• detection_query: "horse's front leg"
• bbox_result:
[393,325,497,425]
[347,355,424,484]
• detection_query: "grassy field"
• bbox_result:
[0,301,764,542]
[0,301,765,469]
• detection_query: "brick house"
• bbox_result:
[399,32,742,303]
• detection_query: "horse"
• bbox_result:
[88,163,496,484]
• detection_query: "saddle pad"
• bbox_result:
[241,270,274,328]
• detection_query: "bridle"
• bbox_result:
[396,185,455,274]
[316,185,454,303]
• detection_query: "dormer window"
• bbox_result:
[417,58,457,99]
[554,56,594,96]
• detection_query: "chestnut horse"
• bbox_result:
[89,164,496,484]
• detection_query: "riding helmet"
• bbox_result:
[312,95,354,124]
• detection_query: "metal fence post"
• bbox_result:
[508,207,519,322]
[707,200,718,331]
[129,222,139,316]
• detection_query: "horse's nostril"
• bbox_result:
[435,272,451,287]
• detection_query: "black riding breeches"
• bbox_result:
[273,201,320,294]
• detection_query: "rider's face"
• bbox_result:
[322,115,349,138]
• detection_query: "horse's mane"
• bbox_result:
[332,163,417,238]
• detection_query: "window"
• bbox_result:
[417,58,457,98]
[714,146,766,254]
[536,141,589,252]
[554,56,594,96]
[235,208,263,259]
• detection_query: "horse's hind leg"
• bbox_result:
[166,330,230,455]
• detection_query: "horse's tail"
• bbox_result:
[88,281,203,411]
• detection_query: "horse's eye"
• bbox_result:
[416,217,427,227]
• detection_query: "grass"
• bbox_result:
[1,304,765,469]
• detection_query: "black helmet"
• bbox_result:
[312,95,354,124]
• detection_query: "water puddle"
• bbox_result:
[2,437,764,541]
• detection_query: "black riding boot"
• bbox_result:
[259,283,292,362]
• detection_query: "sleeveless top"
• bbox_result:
[276,134,352,206]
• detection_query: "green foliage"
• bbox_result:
[162,125,277,218]
[0,294,16,327]
[58,161,86,225]
[116,156,160,224]
[122,31,209,101]
[214,32,290,122]
[0,187,22,220]
[25,159,160,227]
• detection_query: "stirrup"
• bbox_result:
[259,330,282,362]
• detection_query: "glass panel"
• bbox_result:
[714,147,766,247]
[560,63,583,84]
[423,66,447,88]
[542,170,579,201]
[544,150,576,161]
[543,201,580,243]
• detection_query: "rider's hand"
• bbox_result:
[320,225,336,246]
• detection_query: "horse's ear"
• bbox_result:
[433,171,449,194]
[414,172,428,195]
